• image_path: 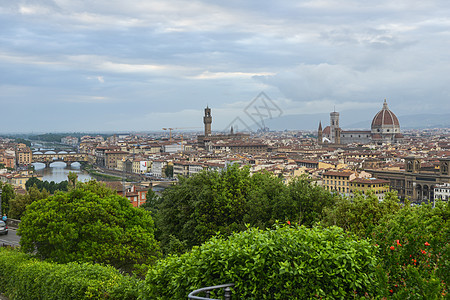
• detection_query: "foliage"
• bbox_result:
[25,176,68,194]
[67,171,78,189]
[0,182,14,215]
[143,225,380,299]
[372,201,449,298]
[155,165,336,254]
[282,176,338,227]
[164,164,173,178]
[321,190,401,237]
[0,248,140,300]
[15,138,31,147]
[140,189,159,215]
[18,180,160,273]
[9,185,50,219]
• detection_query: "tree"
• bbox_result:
[141,189,160,215]
[164,165,173,178]
[9,185,49,219]
[321,190,401,237]
[0,183,14,216]
[67,171,78,189]
[18,180,160,273]
[155,165,294,253]
[282,176,337,227]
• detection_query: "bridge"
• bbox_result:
[32,151,93,167]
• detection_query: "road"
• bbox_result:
[0,228,20,247]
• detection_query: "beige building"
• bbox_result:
[322,170,357,195]
[349,178,390,201]
[105,151,129,169]
[16,146,32,166]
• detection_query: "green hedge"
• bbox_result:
[0,248,140,300]
[143,225,380,299]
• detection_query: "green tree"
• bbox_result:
[67,171,78,189]
[164,165,173,178]
[321,190,401,237]
[9,185,49,219]
[281,176,337,227]
[141,189,160,215]
[0,183,14,215]
[155,165,294,253]
[372,200,449,298]
[18,180,160,273]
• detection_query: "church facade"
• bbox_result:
[318,100,403,145]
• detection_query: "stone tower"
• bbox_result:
[203,106,212,136]
[317,121,323,144]
[330,111,339,143]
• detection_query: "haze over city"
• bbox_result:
[1,0,450,133]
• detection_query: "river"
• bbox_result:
[32,162,92,183]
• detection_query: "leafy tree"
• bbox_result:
[164,165,173,178]
[372,200,449,298]
[321,190,401,237]
[18,180,160,273]
[155,164,332,253]
[281,176,337,227]
[0,183,14,215]
[67,171,78,189]
[141,189,160,215]
[15,138,31,147]
[25,177,68,194]
[9,185,49,219]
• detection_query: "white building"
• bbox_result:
[434,183,450,201]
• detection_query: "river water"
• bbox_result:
[32,162,92,183]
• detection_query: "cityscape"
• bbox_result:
[1,0,450,299]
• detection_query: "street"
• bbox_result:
[0,228,20,247]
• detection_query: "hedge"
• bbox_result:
[143,225,381,299]
[0,248,140,300]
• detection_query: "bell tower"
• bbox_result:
[203,106,212,136]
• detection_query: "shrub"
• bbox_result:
[0,248,140,300]
[142,225,380,299]
[372,201,449,298]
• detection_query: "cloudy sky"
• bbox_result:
[1,0,449,133]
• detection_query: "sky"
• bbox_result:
[1,0,450,133]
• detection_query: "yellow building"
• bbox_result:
[105,151,129,169]
[349,178,390,201]
[322,170,357,195]
[16,146,32,166]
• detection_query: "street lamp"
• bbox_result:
[0,188,2,216]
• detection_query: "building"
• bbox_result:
[16,146,32,166]
[434,183,450,202]
[318,99,403,145]
[349,178,390,201]
[105,151,128,169]
[322,170,357,195]
[368,157,450,203]
[61,136,79,146]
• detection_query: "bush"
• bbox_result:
[18,180,160,274]
[0,248,140,300]
[372,201,449,298]
[142,225,380,299]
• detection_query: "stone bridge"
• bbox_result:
[32,151,93,167]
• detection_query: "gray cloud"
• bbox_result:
[0,0,449,132]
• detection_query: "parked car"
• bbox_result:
[0,221,8,235]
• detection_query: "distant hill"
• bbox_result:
[256,112,449,131]
[347,113,450,130]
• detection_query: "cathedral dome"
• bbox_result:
[371,100,400,128]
